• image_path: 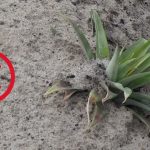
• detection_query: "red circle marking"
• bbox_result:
[0,53,15,101]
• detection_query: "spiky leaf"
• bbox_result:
[91,10,109,59]
[118,53,150,79]
[125,99,150,112]
[127,53,150,75]
[134,54,150,73]
[106,47,119,81]
[64,17,95,60]
[130,92,150,105]
[119,71,150,89]
[119,38,150,63]
[118,58,136,79]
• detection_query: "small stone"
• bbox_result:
[71,0,80,6]
[55,0,63,2]
[0,21,5,25]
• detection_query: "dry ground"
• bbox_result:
[0,0,150,149]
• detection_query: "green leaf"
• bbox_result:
[118,58,136,80]
[128,108,150,131]
[109,81,132,103]
[130,92,150,105]
[119,46,126,56]
[106,46,119,81]
[119,71,150,89]
[119,38,150,64]
[91,10,109,59]
[124,99,150,112]
[134,54,150,73]
[118,53,150,79]
[127,53,150,75]
[64,16,95,60]
[132,40,150,58]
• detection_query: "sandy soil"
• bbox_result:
[0,0,150,149]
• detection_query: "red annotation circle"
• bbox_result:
[0,52,15,101]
